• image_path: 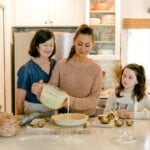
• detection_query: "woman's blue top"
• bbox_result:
[17,58,56,104]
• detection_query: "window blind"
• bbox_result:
[123,18,150,29]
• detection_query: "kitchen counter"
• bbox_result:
[0,119,150,150]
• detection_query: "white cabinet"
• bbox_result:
[13,0,87,27]
[87,0,120,60]
[48,0,86,26]
[13,0,49,26]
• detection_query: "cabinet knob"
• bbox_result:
[45,20,53,24]
[45,21,48,24]
[49,20,53,24]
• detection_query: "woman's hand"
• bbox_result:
[31,80,43,100]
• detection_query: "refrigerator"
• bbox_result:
[13,31,74,111]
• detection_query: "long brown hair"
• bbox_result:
[67,24,94,61]
[115,63,146,102]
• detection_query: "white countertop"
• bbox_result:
[0,119,150,150]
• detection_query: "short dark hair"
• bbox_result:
[28,29,56,58]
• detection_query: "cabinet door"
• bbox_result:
[13,0,87,27]
[13,0,49,26]
[49,0,86,26]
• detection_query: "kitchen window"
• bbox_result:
[123,19,150,84]
[127,29,150,80]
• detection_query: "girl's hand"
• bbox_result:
[127,111,134,119]
[31,80,43,100]
[117,109,130,119]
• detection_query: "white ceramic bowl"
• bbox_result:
[51,113,89,127]
[40,84,69,109]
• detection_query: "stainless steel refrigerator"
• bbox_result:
[13,31,74,111]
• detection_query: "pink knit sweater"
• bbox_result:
[49,58,102,116]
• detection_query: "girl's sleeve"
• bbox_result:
[134,110,150,119]
[134,95,150,119]
[143,95,150,110]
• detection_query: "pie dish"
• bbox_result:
[51,113,89,127]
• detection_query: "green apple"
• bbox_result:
[114,119,124,127]
[126,120,134,126]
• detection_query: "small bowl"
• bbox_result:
[114,119,124,127]
[40,84,69,109]
[126,120,134,126]
[93,2,111,11]
[98,115,111,124]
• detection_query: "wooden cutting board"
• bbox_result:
[23,119,92,135]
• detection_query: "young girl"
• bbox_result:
[16,29,56,115]
[104,63,150,119]
[32,24,103,117]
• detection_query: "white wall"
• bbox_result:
[3,0,13,113]
[0,1,5,111]
[121,0,150,66]
[121,0,150,18]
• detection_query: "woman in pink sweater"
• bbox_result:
[32,24,103,116]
